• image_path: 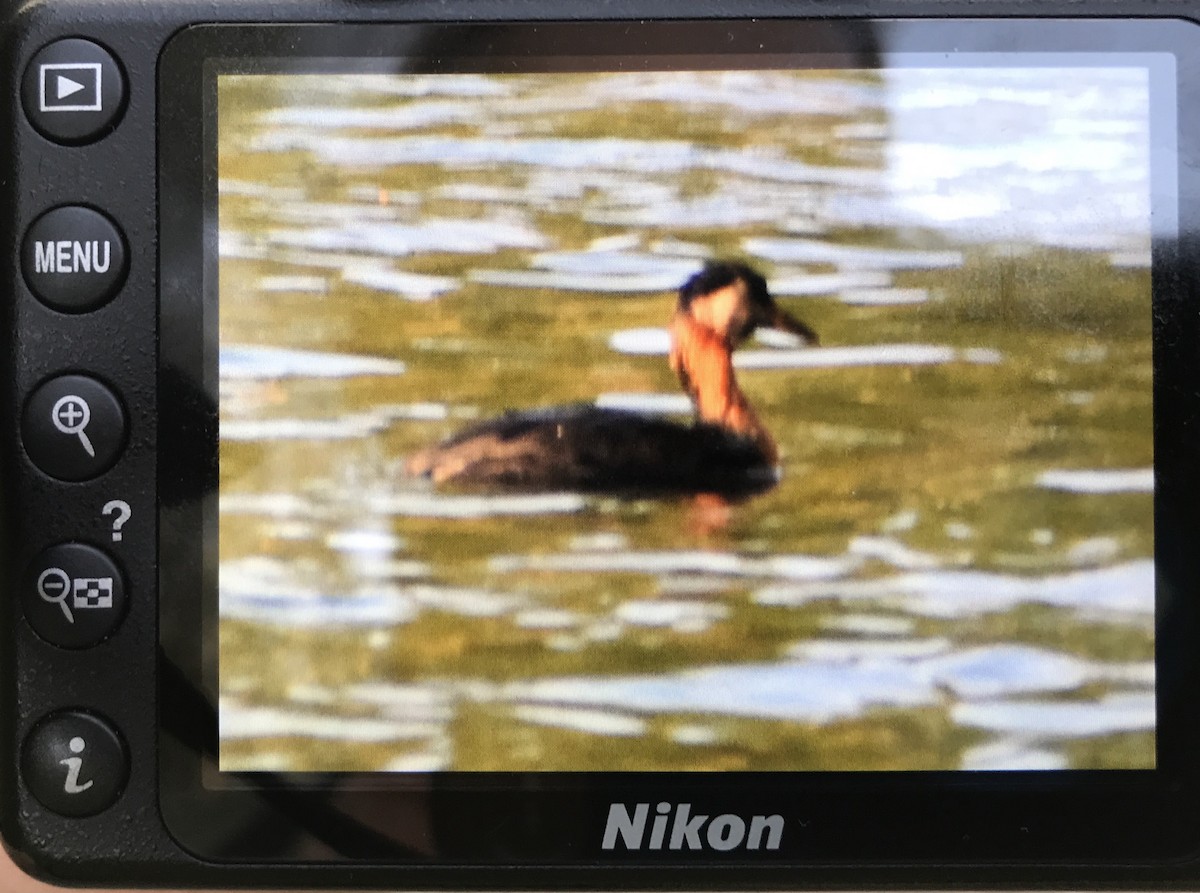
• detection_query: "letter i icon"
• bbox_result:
[60,736,95,794]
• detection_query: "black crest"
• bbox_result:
[677,260,772,312]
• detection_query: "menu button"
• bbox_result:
[34,239,114,274]
[22,207,128,313]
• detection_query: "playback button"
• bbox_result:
[21,39,126,145]
[22,206,129,313]
[22,544,127,649]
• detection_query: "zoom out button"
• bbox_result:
[21,543,127,649]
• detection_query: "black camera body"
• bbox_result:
[4,0,1200,887]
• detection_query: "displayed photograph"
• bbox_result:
[216,65,1155,772]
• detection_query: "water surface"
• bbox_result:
[217,67,1154,773]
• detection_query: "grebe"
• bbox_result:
[405,261,818,496]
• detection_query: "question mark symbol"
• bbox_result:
[102,500,132,542]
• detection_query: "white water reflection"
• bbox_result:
[745,236,963,270]
[407,584,526,618]
[326,529,404,555]
[251,132,883,189]
[614,600,729,633]
[257,274,328,293]
[221,567,421,628]
[961,738,1069,771]
[502,646,1137,725]
[221,492,314,518]
[221,700,442,742]
[346,682,454,717]
[534,249,702,278]
[221,345,407,380]
[474,249,703,291]
[848,536,941,570]
[830,68,1151,252]
[953,691,1155,739]
[365,491,587,519]
[266,217,548,258]
[607,329,1002,371]
[341,265,459,300]
[1038,468,1154,494]
[513,705,646,738]
[769,271,893,296]
[839,287,928,306]
[607,328,671,355]
[755,560,1153,619]
[222,416,392,441]
[222,403,448,441]
[272,72,510,99]
[584,194,811,229]
[581,70,876,116]
[221,555,537,626]
[505,661,932,726]
[262,101,477,131]
[594,393,693,416]
[821,613,916,637]
[1066,537,1121,568]
[470,268,687,293]
[786,638,953,662]
[488,549,855,581]
[735,345,999,370]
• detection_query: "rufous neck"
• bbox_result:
[669,313,778,464]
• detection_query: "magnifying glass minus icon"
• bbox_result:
[36,567,75,624]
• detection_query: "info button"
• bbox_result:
[21,710,128,816]
[22,206,129,313]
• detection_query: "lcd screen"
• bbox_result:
[215,59,1163,774]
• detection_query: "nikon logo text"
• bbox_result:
[602,802,784,851]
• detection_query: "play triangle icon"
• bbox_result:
[56,76,86,100]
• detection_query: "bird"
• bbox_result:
[404,261,818,497]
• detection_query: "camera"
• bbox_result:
[3,0,1200,887]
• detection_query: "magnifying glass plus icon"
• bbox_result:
[51,394,96,458]
[36,567,75,624]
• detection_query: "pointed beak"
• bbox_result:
[768,304,819,346]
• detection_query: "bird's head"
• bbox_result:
[677,261,818,348]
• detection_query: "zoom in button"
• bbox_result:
[23,375,127,481]
[22,543,127,649]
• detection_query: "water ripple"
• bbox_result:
[755,560,1153,618]
[221,345,406,380]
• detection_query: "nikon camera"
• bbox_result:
[3,0,1200,887]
